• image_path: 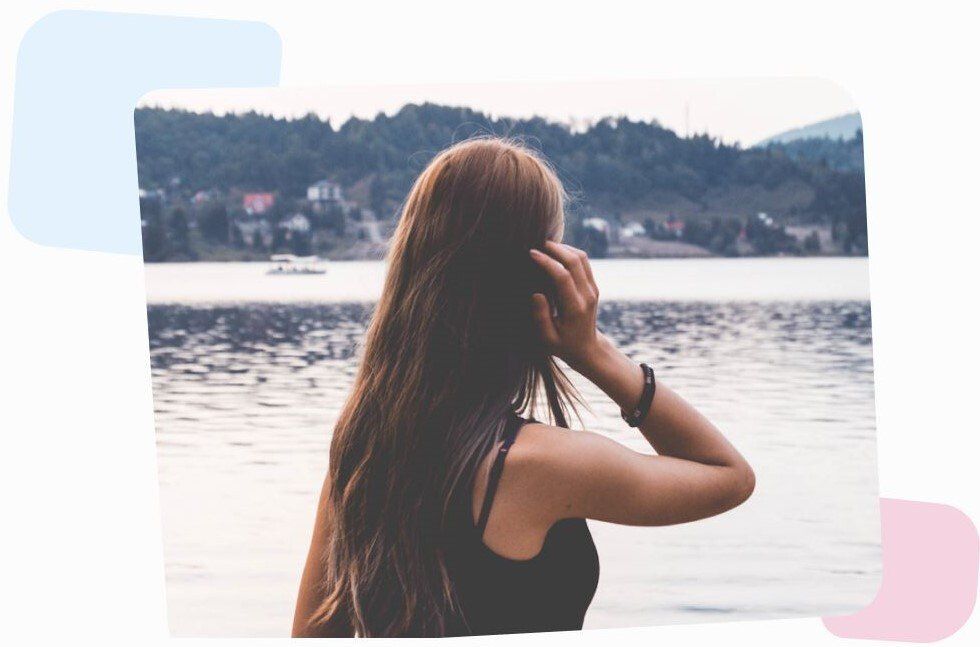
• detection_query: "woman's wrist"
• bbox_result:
[568,334,646,413]
[569,332,631,387]
[565,332,616,377]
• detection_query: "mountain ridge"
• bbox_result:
[755,112,862,147]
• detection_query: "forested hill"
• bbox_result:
[134,103,865,228]
[761,129,864,173]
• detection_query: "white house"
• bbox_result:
[619,221,646,238]
[307,179,358,217]
[307,180,344,202]
[138,188,165,202]
[279,213,312,234]
[582,217,611,233]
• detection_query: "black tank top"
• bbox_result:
[444,414,600,635]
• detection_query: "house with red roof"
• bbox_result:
[243,192,275,215]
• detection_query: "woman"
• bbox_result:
[292,138,755,637]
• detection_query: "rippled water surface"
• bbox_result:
[148,260,880,636]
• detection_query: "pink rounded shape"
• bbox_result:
[823,498,978,642]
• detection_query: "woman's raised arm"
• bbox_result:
[526,241,754,527]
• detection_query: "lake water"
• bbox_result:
[146,258,880,636]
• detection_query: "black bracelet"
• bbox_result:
[621,363,656,427]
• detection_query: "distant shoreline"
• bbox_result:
[142,253,867,264]
[143,256,870,304]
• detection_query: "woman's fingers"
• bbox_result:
[544,241,598,305]
[573,245,599,295]
[531,293,560,347]
[530,248,582,313]
[543,241,590,295]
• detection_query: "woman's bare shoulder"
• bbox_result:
[511,421,629,471]
[476,421,599,477]
[504,422,635,507]
[473,422,602,510]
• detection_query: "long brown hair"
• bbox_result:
[313,137,579,636]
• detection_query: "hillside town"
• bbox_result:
[135,104,867,263]
[140,176,844,263]
[139,178,391,262]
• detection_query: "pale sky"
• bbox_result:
[139,78,858,147]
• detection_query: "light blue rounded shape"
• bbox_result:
[8,10,282,255]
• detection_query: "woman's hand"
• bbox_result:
[529,241,604,371]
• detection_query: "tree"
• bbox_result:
[141,213,170,262]
[139,194,169,261]
[272,225,288,252]
[200,203,230,243]
[290,231,312,256]
[744,216,798,256]
[572,223,609,258]
[320,203,347,235]
[168,207,195,259]
[803,230,821,254]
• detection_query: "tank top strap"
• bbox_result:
[475,414,523,537]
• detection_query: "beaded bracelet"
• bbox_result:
[621,363,655,427]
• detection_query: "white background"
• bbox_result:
[1,1,977,645]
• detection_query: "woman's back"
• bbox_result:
[292,139,754,638]
[444,414,600,636]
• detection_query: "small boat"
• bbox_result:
[266,254,328,275]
